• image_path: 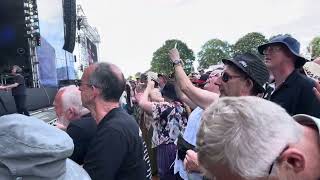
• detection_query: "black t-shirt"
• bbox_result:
[12,74,26,96]
[66,114,97,165]
[83,108,146,180]
[265,70,320,118]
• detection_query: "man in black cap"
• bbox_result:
[168,48,270,179]
[258,34,320,118]
[169,48,270,110]
[218,53,270,97]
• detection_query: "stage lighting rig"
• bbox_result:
[24,0,41,46]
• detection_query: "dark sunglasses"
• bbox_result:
[221,72,242,82]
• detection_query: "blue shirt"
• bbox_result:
[174,107,204,180]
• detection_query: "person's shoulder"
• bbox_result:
[296,73,316,88]
[102,109,138,130]
[16,74,24,78]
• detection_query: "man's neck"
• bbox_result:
[90,99,120,124]
[270,65,295,88]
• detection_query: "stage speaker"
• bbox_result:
[62,0,77,53]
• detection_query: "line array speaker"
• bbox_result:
[62,0,77,53]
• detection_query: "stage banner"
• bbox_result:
[37,37,58,87]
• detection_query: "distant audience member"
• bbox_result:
[169,49,269,179]
[173,66,222,180]
[157,73,167,90]
[197,96,320,180]
[53,85,96,165]
[169,48,269,108]
[0,65,29,115]
[80,63,146,180]
[258,34,320,117]
[136,80,188,180]
[0,114,91,179]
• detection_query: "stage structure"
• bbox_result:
[74,4,100,78]
[25,0,41,88]
[0,0,41,88]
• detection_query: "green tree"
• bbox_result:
[309,37,320,59]
[197,39,233,69]
[233,32,268,57]
[151,39,195,75]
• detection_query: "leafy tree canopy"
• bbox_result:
[309,37,320,59]
[233,32,268,57]
[151,39,195,75]
[197,39,233,69]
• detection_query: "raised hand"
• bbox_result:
[147,79,155,89]
[313,81,320,102]
[184,150,200,173]
[169,48,181,63]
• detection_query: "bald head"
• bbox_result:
[88,62,125,102]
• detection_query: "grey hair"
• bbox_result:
[58,85,85,116]
[88,62,125,102]
[197,96,303,179]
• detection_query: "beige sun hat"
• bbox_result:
[303,61,320,81]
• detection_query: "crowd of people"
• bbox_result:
[1,34,320,180]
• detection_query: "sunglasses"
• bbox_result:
[221,72,243,82]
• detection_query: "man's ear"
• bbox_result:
[65,107,75,120]
[278,148,305,173]
[92,86,102,98]
[245,78,253,90]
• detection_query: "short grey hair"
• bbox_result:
[58,85,85,115]
[88,62,125,102]
[197,96,303,179]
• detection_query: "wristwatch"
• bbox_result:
[172,59,183,67]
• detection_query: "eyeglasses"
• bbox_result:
[221,72,242,82]
[263,46,282,55]
[267,146,289,177]
[75,80,92,87]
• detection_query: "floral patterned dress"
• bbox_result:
[151,101,189,146]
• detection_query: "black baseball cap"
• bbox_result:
[222,52,270,93]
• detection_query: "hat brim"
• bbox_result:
[303,62,320,80]
[222,58,248,75]
[293,114,320,134]
[222,58,265,93]
[257,42,308,67]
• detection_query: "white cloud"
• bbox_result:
[77,0,319,77]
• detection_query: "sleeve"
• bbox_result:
[14,75,24,85]
[83,128,127,180]
[303,81,320,118]
[151,102,173,120]
[66,124,87,165]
